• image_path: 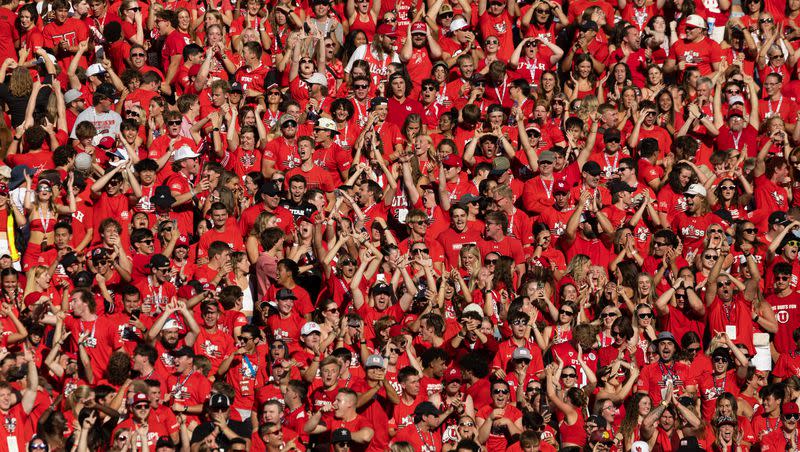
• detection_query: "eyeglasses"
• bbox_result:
[770,54,784,59]
[484,259,497,265]
[617,167,630,172]
[788,240,800,247]
[485,39,498,45]
[785,413,800,421]
[492,388,510,394]
[422,86,436,92]
[125,110,140,117]
[560,309,574,316]
[384,17,396,23]
[611,330,624,338]
[268,91,281,96]
[638,312,654,319]
[725,89,740,95]
[653,241,668,247]
[720,185,736,191]
[776,275,791,281]
[411,248,429,254]
[281,121,297,129]
[354,84,369,89]
[134,404,149,410]
[511,319,528,326]
[761,18,774,23]
[704,255,718,261]
[713,356,728,363]
[743,228,757,234]
[717,281,732,287]
[459,421,475,427]
[167,120,182,126]
[140,239,154,245]
[709,228,724,234]
[686,346,701,353]
[129,6,141,11]
[535,8,549,13]
[526,386,541,393]
[600,312,618,319]
[561,373,577,379]
[131,52,145,57]
[300,59,313,64]
[341,259,356,266]
[29,445,47,451]
[237,336,253,342]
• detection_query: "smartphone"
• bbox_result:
[95,46,105,61]
[130,309,141,319]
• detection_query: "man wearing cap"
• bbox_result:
[537,180,576,240]
[568,161,612,210]
[714,105,757,154]
[390,401,445,451]
[64,89,87,132]
[191,393,252,449]
[350,353,399,452]
[263,114,301,176]
[664,14,722,76]
[133,254,178,314]
[759,402,800,450]
[637,331,694,403]
[345,23,400,88]
[360,96,406,160]
[400,22,442,98]
[588,128,630,182]
[310,117,350,184]
[599,180,637,230]
[166,144,206,236]
[165,345,212,419]
[670,183,725,254]
[112,392,170,449]
[521,150,560,214]
[149,110,195,171]
[267,287,307,344]
[560,20,609,75]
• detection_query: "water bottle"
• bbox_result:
[707,17,716,36]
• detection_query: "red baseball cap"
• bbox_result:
[97,136,116,150]
[376,23,397,37]
[411,22,427,34]
[442,154,462,168]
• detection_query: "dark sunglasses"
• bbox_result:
[167,120,182,126]
[492,388,510,394]
[353,84,369,89]
[237,336,253,342]
[561,373,577,379]
[485,259,497,265]
[411,248,429,254]
[785,413,800,421]
[560,309,575,316]
[720,185,736,191]
[281,121,298,128]
[717,281,732,287]
[638,312,654,319]
[704,255,719,261]
[686,346,702,353]
[128,6,141,11]
[600,312,618,319]
[743,228,757,234]
[125,110,140,117]
[131,52,145,57]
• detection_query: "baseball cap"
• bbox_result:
[148,254,171,269]
[331,428,352,444]
[554,180,569,194]
[64,89,83,104]
[582,161,602,176]
[276,288,297,300]
[411,22,427,34]
[785,402,800,415]
[370,96,389,110]
[603,128,622,142]
[726,107,744,120]
[208,393,230,410]
[450,18,468,32]
[61,252,79,267]
[371,282,393,296]
[131,392,149,406]
[376,23,397,37]
[714,416,737,427]
[442,154,463,168]
[770,211,792,226]
[461,303,483,316]
[260,182,284,197]
[86,63,107,77]
[306,72,328,86]
[229,82,244,93]
[315,117,338,133]
[156,436,176,449]
[96,136,116,150]
[173,145,200,162]
[279,114,298,127]
[684,184,707,197]
[538,150,556,164]
[438,3,453,14]
[444,367,462,383]
[365,354,387,369]
[490,156,511,176]
[75,153,93,172]
[685,14,707,29]
[676,436,704,452]
[458,193,481,205]
[163,319,181,331]
[301,322,322,336]
[512,347,533,361]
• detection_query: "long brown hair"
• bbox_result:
[9,67,32,97]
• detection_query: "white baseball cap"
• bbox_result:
[86,63,107,77]
[685,14,707,29]
[315,117,338,133]
[450,18,468,32]
[684,183,707,197]
[174,145,200,162]
[306,72,328,86]
[300,322,322,336]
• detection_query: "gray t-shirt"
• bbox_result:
[70,107,122,140]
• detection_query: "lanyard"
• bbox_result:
[603,153,619,178]
[768,96,783,117]
[722,301,735,324]
[730,129,743,149]
[494,78,508,104]
[541,177,554,199]
[243,354,257,378]
[38,205,50,234]
[173,370,194,396]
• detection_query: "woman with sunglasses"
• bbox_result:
[533,300,577,351]
[20,175,76,271]
[544,363,588,449]
[632,303,658,351]
[698,339,750,421]
[345,0,379,39]
[595,306,621,348]
[521,0,566,40]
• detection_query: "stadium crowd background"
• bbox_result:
[0,0,795,450]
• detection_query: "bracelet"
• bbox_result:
[753,315,759,323]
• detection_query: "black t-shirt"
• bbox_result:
[0,83,51,128]
[189,418,253,448]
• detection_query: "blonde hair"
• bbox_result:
[23,266,49,298]
[9,68,32,98]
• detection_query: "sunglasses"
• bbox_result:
[131,52,145,57]
[439,12,454,18]
[761,18,774,23]
[125,110,140,117]
[561,373,577,379]
[600,312,618,319]
[786,413,800,421]
[128,6,141,11]
[638,312,654,319]
[743,228,757,234]
[325,307,338,313]
[653,241,668,247]
[485,39,498,45]
[704,255,718,261]
[776,275,791,281]
[492,388,510,394]
[535,8,549,13]
[713,356,728,363]
[354,84,369,89]
[527,386,541,393]
[268,91,281,96]
[340,259,356,266]
[788,240,800,247]
[422,86,436,92]
[725,90,741,95]
[459,421,475,427]
[300,59,314,64]
[485,259,497,265]
[411,248,429,254]
[617,167,630,172]
[720,185,736,191]
[237,336,253,342]
[134,404,149,410]
[511,319,528,326]
[139,239,154,245]
[167,120,182,126]
[717,281,731,287]
[611,330,624,338]
[281,121,298,128]
[560,309,575,316]
[686,346,702,353]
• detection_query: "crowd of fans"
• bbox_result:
[0,0,798,449]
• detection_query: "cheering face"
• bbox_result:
[657,339,676,361]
